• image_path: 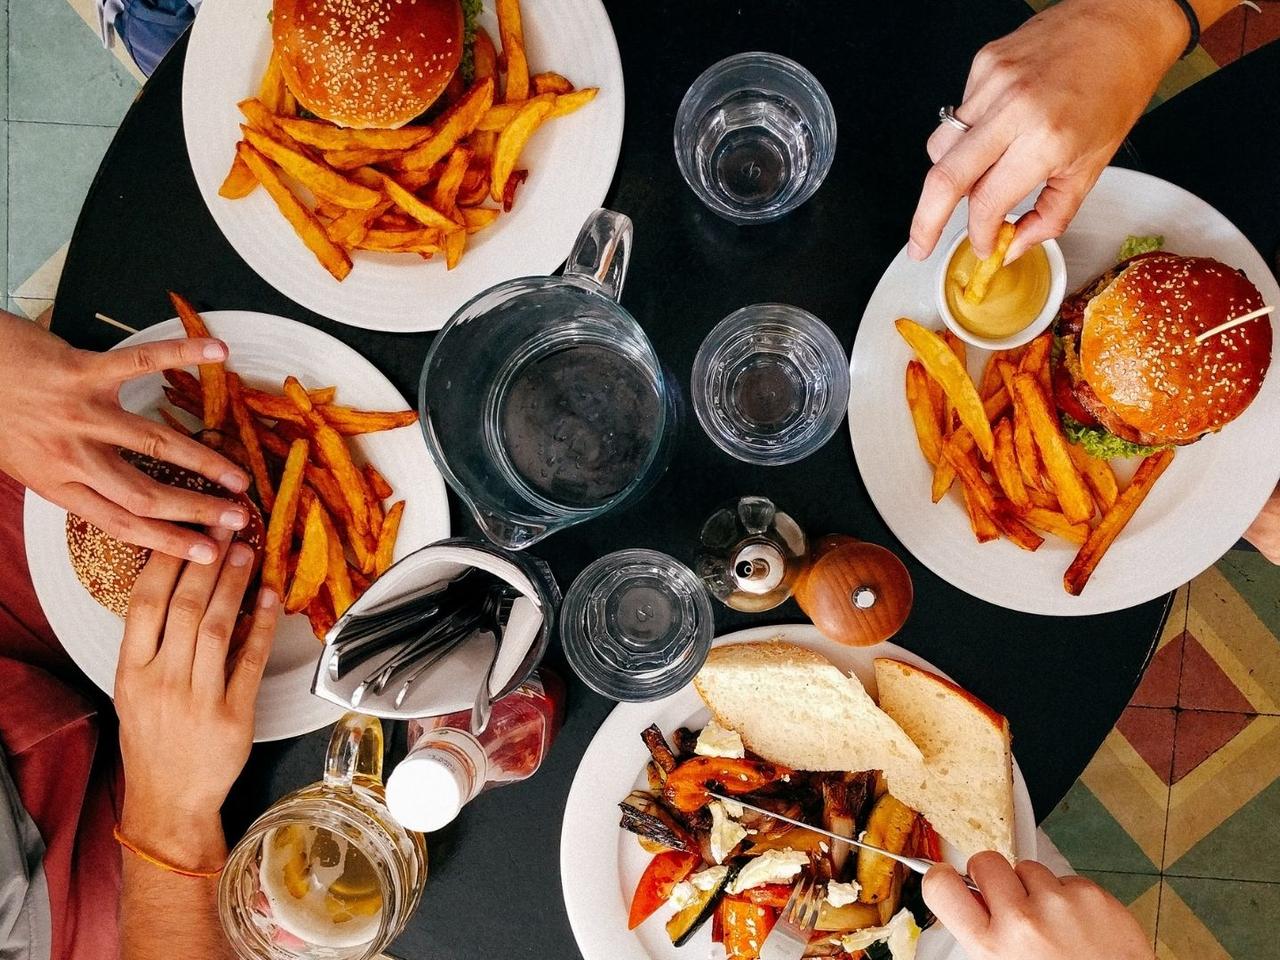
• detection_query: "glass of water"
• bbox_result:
[674,52,837,224]
[692,303,850,465]
[560,549,714,702]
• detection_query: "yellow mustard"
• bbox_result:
[946,239,1051,339]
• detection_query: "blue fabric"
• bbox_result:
[113,0,195,77]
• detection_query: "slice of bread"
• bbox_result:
[874,658,1015,860]
[692,640,928,798]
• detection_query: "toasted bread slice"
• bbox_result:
[874,658,1016,859]
[692,640,928,797]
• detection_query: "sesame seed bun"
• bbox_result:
[272,0,463,129]
[1078,254,1272,445]
[65,454,266,618]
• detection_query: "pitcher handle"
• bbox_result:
[563,208,633,301]
[323,712,384,790]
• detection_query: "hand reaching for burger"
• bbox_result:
[924,853,1154,960]
[909,0,1237,264]
[0,311,250,563]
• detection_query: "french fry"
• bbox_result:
[476,94,555,133]
[1022,508,1090,545]
[241,126,382,209]
[258,54,289,113]
[991,418,1030,511]
[896,319,994,460]
[237,99,304,147]
[375,171,461,232]
[533,71,574,95]
[236,142,352,281]
[501,169,529,211]
[460,206,500,234]
[363,463,393,501]
[1027,486,1060,511]
[284,381,371,541]
[375,501,405,576]
[264,439,308,595]
[961,485,1000,543]
[905,361,943,467]
[547,86,598,119]
[977,352,1005,400]
[317,504,356,618]
[227,374,275,511]
[305,591,337,642]
[1067,442,1120,513]
[474,27,498,82]
[396,77,495,172]
[357,229,442,254]
[962,222,1016,305]
[432,146,473,212]
[945,445,1043,550]
[327,200,393,247]
[241,386,306,424]
[276,116,433,152]
[940,330,966,432]
[491,99,552,203]
[318,405,419,435]
[323,146,408,170]
[286,499,329,613]
[1065,449,1175,595]
[930,387,1010,500]
[1012,373,1094,524]
[163,367,202,402]
[443,228,466,270]
[164,386,203,421]
[305,465,352,529]
[364,473,384,540]
[996,358,1044,492]
[219,155,258,199]
[1018,331,1052,394]
[497,0,530,101]
[168,292,228,429]
[158,408,193,436]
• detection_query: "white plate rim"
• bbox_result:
[21,311,451,741]
[181,0,626,332]
[560,623,1037,960]
[848,166,1280,616]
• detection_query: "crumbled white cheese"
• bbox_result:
[708,801,747,864]
[841,909,921,960]
[727,849,809,894]
[689,865,729,892]
[666,880,697,911]
[694,721,745,759]
[719,797,744,818]
[825,880,862,907]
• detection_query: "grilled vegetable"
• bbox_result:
[821,777,857,877]
[663,756,789,814]
[619,791,694,853]
[744,825,830,857]
[629,849,700,929]
[816,899,882,932]
[738,798,808,844]
[667,861,739,946]
[673,726,700,758]
[720,895,778,960]
[645,760,665,792]
[641,724,680,773]
[877,864,904,924]
[857,794,917,904]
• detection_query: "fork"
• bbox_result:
[760,874,822,960]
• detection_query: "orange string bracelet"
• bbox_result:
[112,825,225,879]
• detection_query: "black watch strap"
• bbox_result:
[1167,0,1202,59]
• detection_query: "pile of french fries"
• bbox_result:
[897,317,1175,595]
[219,0,598,279]
[164,292,419,638]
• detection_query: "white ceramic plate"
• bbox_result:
[22,312,451,741]
[182,0,625,332]
[561,624,1037,960]
[849,167,1280,616]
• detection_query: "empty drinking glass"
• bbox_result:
[560,549,714,702]
[692,304,850,465]
[674,52,837,224]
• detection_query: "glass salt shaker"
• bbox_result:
[384,670,564,833]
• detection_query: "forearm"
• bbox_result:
[119,806,234,960]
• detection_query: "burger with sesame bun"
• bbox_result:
[1051,250,1273,460]
[65,453,266,618]
[271,0,483,130]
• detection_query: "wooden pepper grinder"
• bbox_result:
[793,534,913,646]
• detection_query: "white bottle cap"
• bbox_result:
[385,729,485,833]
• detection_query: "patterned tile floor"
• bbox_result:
[6,3,1280,958]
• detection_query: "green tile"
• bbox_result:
[1041,780,1161,873]
[1167,776,1280,882]
[0,0,9,118]
[8,121,115,294]
[1166,876,1280,960]
[10,0,140,125]
[1216,548,1280,638]
[1080,869,1161,907]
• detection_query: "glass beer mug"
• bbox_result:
[219,714,427,960]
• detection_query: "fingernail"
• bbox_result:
[258,588,278,610]
[907,240,926,261]
[203,341,228,361]
[219,471,249,493]
[221,507,248,530]
[188,542,217,564]
[228,543,253,568]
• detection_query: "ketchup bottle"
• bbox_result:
[385,670,564,832]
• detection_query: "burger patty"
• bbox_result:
[1051,252,1178,447]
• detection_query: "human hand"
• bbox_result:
[0,311,250,563]
[908,0,1186,263]
[923,853,1153,960]
[1244,483,1280,563]
[115,533,279,866]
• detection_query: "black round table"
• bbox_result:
[50,2,1280,956]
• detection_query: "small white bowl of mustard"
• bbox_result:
[935,222,1066,351]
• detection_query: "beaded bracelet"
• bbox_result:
[1165,0,1202,58]
[113,825,224,879]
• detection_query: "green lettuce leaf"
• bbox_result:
[460,0,483,82]
[1117,234,1164,262]
[1061,415,1164,460]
